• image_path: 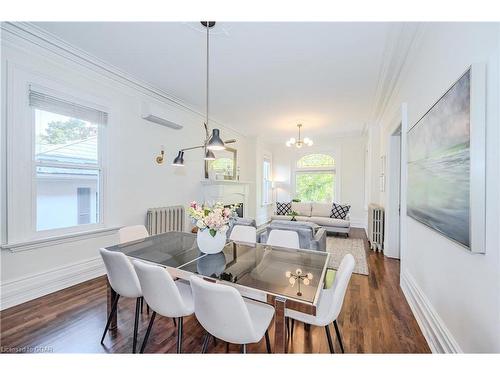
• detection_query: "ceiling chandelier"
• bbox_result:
[285,123,313,148]
[172,21,235,166]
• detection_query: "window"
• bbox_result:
[262,158,272,205]
[294,153,335,202]
[31,88,106,233]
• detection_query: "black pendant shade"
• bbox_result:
[172,151,184,166]
[204,149,216,160]
[206,129,225,151]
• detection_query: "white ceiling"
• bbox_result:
[32,22,393,141]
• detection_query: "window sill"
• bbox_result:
[1,227,119,253]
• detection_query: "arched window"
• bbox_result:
[294,153,336,203]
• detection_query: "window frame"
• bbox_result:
[4,66,109,246]
[292,151,339,203]
[31,105,105,237]
[262,157,272,206]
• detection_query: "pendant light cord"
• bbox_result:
[206,22,210,129]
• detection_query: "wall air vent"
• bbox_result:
[141,102,183,130]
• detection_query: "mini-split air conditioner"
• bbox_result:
[141,102,183,130]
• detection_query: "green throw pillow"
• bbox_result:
[324,269,336,289]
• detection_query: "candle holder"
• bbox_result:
[285,269,313,296]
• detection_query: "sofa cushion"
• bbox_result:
[291,202,312,216]
[330,202,351,219]
[311,202,333,217]
[309,216,350,228]
[276,202,291,215]
[271,215,292,221]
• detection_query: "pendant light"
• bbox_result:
[171,21,230,167]
[203,21,226,151]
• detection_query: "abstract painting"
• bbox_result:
[407,69,471,248]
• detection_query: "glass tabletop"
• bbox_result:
[106,231,203,268]
[106,231,330,305]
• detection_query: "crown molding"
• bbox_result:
[368,23,427,130]
[0,21,246,137]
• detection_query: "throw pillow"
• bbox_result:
[276,202,292,215]
[330,203,350,219]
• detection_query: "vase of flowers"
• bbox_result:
[187,201,236,254]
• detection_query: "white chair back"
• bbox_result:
[190,276,258,344]
[119,225,149,244]
[267,229,300,249]
[133,260,191,317]
[99,248,142,298]
[319,254,355,324]
[229,225,257,244]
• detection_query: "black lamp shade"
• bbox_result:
[206,129,225,151]
[204,149,216,160]
[172,151,185,166]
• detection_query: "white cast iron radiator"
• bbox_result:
[368,204,385,251]
[146,206,185,235]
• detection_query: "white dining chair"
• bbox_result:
[118,225,149,244]
[133,260,194,354]
[267,229,300,249]
[190,276,275,354]
[285,254,355,353]
[229,225,257,244]
[99,248,143,353]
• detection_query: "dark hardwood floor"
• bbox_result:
[0,228,430,354]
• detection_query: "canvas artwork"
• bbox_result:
[407,69,471,248]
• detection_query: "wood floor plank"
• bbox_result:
[0,228,430,354]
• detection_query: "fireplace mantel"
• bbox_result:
[200,179,251,217]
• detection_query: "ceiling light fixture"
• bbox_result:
[172,21,233,166]
[286,124,313,148]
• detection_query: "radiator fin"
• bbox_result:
[368,204,385,251]
[146,205,185,235]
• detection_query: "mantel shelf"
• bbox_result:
[200,179,253,185]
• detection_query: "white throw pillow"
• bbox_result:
[311,203,333,217]
[291,202,312,217]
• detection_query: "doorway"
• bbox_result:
[385,125,402,259]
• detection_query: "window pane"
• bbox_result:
[297,154,335,168]
[209,158,234,174]
[35,109,98,165]
[295,172,334,202]
[36,166,100,231]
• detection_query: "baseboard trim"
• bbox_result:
[400,269,462,353]
[0,257,105,310]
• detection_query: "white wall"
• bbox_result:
[271,135,367,228]
[376,23,500,352]
[0,25,253,308]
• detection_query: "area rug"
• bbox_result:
[326,236,369,276]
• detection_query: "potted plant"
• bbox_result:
[287,210,299,221]
[187,201,237,254]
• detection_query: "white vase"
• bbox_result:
[196,229,226,254]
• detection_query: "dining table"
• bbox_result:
[104,231,330,353]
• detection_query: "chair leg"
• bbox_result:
[213,336,218,346]
[140,311,156,353]
[333,320,345,353]
[140,297,143,313]
[265,330,271,353]
[241,344,247,354]
[201,332,210,353]
[286,317,290,337]
[132,297,141,353]
[325,324,335,354]
[290,318,295,338]
[173,317,177,327]
[176,316,183,353]
[147,304,149,314]
[101,294,120,344]
[226,342,230,353]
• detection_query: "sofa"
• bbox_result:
[259,220,327,251]
[272,202,350,235]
